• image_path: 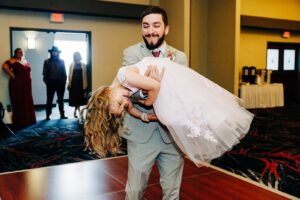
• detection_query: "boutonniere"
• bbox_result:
[167,50,176,61]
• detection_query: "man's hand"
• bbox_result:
[138,99,152,106]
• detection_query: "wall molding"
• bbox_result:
[241,15,300,32]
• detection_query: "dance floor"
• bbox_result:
[0,156,294,200]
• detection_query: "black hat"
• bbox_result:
[48,46,61,53]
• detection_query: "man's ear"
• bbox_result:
[165,25,169,35]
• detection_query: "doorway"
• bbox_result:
[10,27,92,120]
[10,28,92,107]
[267,42,300,104]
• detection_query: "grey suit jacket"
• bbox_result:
[121,41,188,143]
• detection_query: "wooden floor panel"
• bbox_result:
[0,156,293,200]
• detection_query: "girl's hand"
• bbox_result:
[147,113,158,121]
[144,65,165,82]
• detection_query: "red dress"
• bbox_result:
[7,61,36,127]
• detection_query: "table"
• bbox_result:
[240,83,284,109]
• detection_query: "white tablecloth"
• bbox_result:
[240,83,284,109]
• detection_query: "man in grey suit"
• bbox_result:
[122,6,188,200]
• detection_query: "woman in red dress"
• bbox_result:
[2,48,36,128]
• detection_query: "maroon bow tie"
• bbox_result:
[152,50,161,57]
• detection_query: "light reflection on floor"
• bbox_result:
[35,102,84,121]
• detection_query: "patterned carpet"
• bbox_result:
[212,105,300,198]
[0,119,126,173]
[0,105,299,198]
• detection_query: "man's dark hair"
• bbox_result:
[140,6,168,26]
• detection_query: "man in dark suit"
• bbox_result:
[43,46,67,120]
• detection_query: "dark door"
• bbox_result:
[267,42,300,105]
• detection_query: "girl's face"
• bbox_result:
[108,87,130,116]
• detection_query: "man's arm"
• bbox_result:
[126,100,157,122]
[42,60,48,84]
[122,47,140,66]
[175,51,188,66]
[61,60,67,82]
[123,46,150,104]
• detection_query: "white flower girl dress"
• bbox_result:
[117,57,254,166]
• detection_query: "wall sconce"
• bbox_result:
[27,38,36,49]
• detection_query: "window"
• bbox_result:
[283,49,295,70]
[267,42,298,72]
[267,49,279,70]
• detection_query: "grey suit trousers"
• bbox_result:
[125,129,184,200]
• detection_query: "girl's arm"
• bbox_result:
[126,100,157,122]
[124,67,160,106]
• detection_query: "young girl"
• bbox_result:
[84,57,254,166]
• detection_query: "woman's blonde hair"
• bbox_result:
[83,86,124,158]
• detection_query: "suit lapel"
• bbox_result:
[140,42,152,58]
[165,44,175,57]
[162,43,175,58]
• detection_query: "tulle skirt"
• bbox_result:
[140,58,254,166]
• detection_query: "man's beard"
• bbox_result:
[143,34,165,50]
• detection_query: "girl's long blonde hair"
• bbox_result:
[83,86,124,158]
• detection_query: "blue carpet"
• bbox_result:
[0,118,126,173]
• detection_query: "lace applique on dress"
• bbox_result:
[180,108,217,143]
